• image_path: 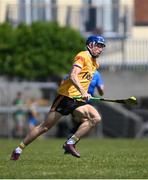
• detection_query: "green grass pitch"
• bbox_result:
[0,138,148,179]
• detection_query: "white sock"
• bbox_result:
[67,135,79,145]
[15,147,22,154]
[67,139,75,145]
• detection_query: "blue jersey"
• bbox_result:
[88,71,104,96]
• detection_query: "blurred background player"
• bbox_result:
[88,70,104,97]
[26,98,40,131]
[13,92,25,138]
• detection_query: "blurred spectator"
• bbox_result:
[13,92,25,137]
[26,98,40,131]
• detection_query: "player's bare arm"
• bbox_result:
[70,65,91,100]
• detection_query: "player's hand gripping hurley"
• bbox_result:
[73,96,137,105]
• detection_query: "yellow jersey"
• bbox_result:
[58,51,99,98]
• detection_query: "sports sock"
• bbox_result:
[19,142,26,149]
[15,147,22,154]
[67,135,79,145]
[15,142,26,154]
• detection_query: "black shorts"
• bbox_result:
[50,95,87,115]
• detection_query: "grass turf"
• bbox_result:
[0,138,148,179]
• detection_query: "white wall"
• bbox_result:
[132,27,148,39]
[0,0,18,23]
[56,0,83,28]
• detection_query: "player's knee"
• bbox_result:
[39,123,49,133]
[90,116,101,127]
[43,126,49,132]
[96,115,101,124]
